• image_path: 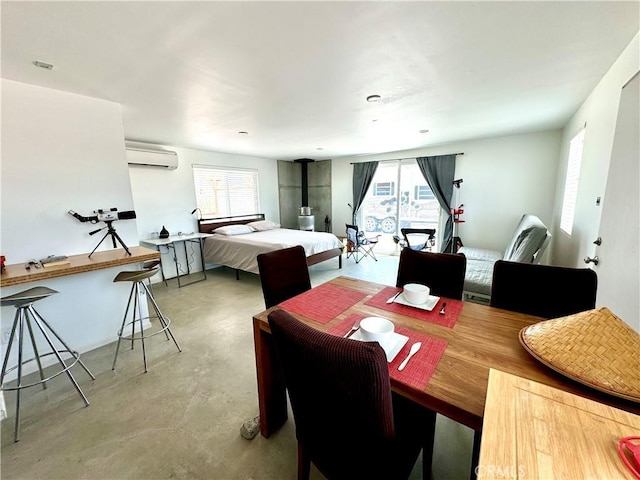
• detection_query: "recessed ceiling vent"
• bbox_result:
[125,141,178,170]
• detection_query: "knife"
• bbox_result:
[386,292,401,304]
[398,342,421,371]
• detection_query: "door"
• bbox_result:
[592,71,639,332]
[359,160,439,253]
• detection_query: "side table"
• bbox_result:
[141,233,212,287]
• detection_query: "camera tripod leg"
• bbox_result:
[112,231,131,256]
[88,229,131,258]
[88,232,110,258]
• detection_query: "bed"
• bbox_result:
[198,214,343,276]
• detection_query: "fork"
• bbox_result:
[343,321,360,338]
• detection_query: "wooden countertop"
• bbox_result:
[479,369,640,479]
[0,246,160,287]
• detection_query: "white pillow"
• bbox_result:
[213,224,254,236]
[247,220,280,231]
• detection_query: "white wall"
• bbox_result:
[1,80,143,374]
[1,81,139,257]
[128,145,278,281]
[552,32,640,267]
[332,130,561,256]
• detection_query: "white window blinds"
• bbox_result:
[192,165,259,217]
[560,128,586,235]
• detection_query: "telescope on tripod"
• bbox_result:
[68,208,136,258]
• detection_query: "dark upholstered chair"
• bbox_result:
[489,260,598,319]
[396,249,467,300]
[268,308,436,480]
[257,246,311,309]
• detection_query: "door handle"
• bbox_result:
[584,255,599,265]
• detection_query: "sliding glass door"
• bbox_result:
[358,160,440,253]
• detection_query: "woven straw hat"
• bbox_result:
[520,307,640,402]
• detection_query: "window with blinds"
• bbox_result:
[192,165,259,217]
[560,128,586,235]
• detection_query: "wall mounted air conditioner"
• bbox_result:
[125,141,178,170]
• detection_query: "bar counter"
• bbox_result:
[0,246,160,287]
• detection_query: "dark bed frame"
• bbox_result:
[198,214,343,278]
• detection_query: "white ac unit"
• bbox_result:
[125,141,178,170]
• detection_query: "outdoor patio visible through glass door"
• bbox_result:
[358,160,440,254]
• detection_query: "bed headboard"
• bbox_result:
[198,214,266,234]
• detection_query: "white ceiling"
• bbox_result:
[2,1,638,161]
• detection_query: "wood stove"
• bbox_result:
[295,158,315,231]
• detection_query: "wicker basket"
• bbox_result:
[520,307,640,402]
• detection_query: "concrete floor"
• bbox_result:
[1,254,473,479]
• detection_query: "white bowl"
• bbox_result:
[359,317,394,343]
[403,283,430,304]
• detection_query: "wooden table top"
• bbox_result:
[0,246,160,287]
[479,369,640,479]
[253,276,640,431]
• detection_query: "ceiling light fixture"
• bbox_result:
[419,129,429,134]
[366,95,381,103]
[316,148,323,150]
[33,60,54,70]
[238,131,249,135]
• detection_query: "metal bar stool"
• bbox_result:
[142,259,166,289]
[0,286,95,442]
[112,267,181,373]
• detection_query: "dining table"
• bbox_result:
[252,276,640,472]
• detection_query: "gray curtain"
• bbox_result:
[416,155,457,252]
[351,161,379,224]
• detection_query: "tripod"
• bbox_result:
[88,220,131,258]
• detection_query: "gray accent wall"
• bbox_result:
[278,160,301,229]
[278,159,332,231]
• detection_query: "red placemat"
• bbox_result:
[328,316,448,390]
[279,283,368,325]
[365,286,462,328]
[328,313,364,337]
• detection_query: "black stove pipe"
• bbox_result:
[294,158,314,207]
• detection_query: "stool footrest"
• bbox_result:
[1,350,84,391]
[117,315,173,341]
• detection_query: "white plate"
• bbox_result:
[350,330,409,363]
[393,293,441,311]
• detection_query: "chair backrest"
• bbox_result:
[503,214,549,263]
[257,246,311,309]
[400,228,436,251]
[345,223,359,247]
[396,249,467,300]
[267,308,396,479]
[490,260,598,319]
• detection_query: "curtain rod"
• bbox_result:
[350,152,464,164]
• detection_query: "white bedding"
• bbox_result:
[203,228,343,274]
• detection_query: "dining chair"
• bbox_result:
[257,245,312,309]
[345,223,380,263]
[243,246,313,440]
[396,249,467,300]
[490,260,598,318]
[267,308,436,480]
